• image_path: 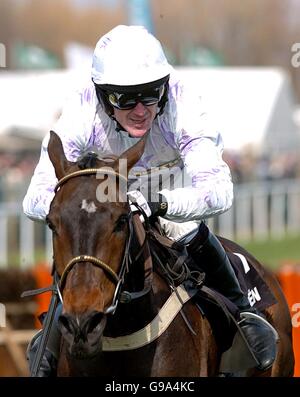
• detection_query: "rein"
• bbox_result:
[54,167,128,192]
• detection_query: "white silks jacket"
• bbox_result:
[23,71,233,236]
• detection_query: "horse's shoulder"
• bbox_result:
[217,235,245,252]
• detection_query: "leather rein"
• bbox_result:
[54,167,152,315]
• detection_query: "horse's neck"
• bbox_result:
[105,289,156,337]
[104,228,171,337]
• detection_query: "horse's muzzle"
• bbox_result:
[58,311,107,359]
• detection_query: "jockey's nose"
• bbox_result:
[132,102,147,115]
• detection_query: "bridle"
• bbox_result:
[54,167,135,314]
[54,167,127,192]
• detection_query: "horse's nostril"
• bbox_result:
[58,311,106,350]
[85,312,105,334]
[59,313,73,333]
[59,311,106,334]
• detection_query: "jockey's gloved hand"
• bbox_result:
[127,190,168,220]
[127,190,152,218]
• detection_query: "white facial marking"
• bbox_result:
[81,199,97,213]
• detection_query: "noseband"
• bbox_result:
[54,167,132,314]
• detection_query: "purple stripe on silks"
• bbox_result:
[87,127,96,147]
[169,80,183,99]
[215,132,222,146]
[98,36,111,51]
[192,174,211,186]
[135,154,154,169]
[33,195,40,207]
[89,122,107,149]
[204,194,213,208]
[64,141,79,155]
[179,134,203,156]
[192,169,221,186]
[42,197,49,206]
[80,87,93,105]
[63,140,82,161]
[160,120,177,149]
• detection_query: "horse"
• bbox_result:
[46,130,294,377]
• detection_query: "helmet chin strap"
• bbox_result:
[111,116,127,133]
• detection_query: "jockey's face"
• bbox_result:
[113,102,157,138]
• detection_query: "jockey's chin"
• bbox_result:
[127,127,149,138]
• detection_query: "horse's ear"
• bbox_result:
[48,130,70,180]
[116,131,148,173]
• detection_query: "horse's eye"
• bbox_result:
[46,216,56,233]
[114,214,128,232]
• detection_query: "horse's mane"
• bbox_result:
[77,152,118,170]
[78,152,99,169]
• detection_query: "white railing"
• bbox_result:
[1,179,300,268]
[0,202,52,268]
[208,178,300,240]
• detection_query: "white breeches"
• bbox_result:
[158,218,200,241]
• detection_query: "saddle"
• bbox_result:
[132,216,278,374]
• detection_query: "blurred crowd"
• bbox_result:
[224,150,300,184]
[0,151,39,202]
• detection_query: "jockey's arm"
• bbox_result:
[23,86,96,222]
[158,83,233,222]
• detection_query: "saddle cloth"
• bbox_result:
[193,251,277,354]
[228,251,277,312]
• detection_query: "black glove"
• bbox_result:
[127,191,168,218]
[148,193,168,217]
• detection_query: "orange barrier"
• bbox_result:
[31,263,52,329]
[277,263,300,377]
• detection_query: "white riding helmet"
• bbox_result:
[91,25,173,86]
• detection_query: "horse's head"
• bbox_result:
[47,131,146,358]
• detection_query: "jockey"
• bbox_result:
[23,25,276,376]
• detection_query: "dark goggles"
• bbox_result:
[105,84,165,110]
